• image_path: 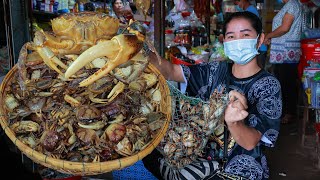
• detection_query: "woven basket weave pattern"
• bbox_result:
[0,64,171,175]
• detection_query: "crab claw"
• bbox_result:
[36,46,68,75]
[32,30,68,76]
[107,81,125,103]
[65,33,144,87]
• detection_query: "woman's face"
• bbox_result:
[224,18,258,42]
[114,0,124,11]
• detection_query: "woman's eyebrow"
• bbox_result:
[240,29,252,33]
[225,32,234,35]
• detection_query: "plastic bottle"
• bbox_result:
[178,12,191,45]
[58,0,69,13]
[73,2,78,13]
[165,29,175,60]
[68,0,76,12]
[79,2,84,12]
[317,82,320,108]
[165,29,175,47]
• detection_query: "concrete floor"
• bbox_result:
[266,112,320,180]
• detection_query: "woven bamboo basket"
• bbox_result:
[0,63,172,176]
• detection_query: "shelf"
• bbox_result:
[31,10,61,22]
[32,10,60,17]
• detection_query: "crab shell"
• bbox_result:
[46,12,120,54]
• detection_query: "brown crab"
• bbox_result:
[19,12,120,80]
[64,20,147,87]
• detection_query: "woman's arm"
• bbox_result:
[264,12,294,45]
[224,91,262,151]
[148,51,185,82]
[226,120,262,151]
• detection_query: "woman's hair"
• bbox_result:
[223,11,262,37]
[111,0,124,6]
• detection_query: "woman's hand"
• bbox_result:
[263,34,271,45]
[225,91,248,125]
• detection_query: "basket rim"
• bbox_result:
[0,63,172,175]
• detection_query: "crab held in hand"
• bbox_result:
[64,20,147,87]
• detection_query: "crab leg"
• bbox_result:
[32,30,68,75]
[65,33,144,87]
[36,47,68,75]
[107,81,125,102]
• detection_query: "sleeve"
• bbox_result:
[246,75,282,147]
[286,1,301,19]
[181,61,229,100]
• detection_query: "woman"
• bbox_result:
[144,11,282,180]
[111,0,134,24]
[263,0,302,124]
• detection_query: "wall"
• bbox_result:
[261,0,283,34]
[10,0,31,63]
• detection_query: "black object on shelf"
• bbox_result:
[32,10,60,18]
[32,9,62,25]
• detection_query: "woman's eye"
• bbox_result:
[227,36,234,39]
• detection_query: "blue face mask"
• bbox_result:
[223,36,259,65]
[235,5,243,12]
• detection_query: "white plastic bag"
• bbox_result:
[173,0,189,12]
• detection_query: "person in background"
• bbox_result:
[235,0,268,69]
[263,0,302,124]
[111,0,134,24]
[127,0,137,14]
[235,0,259,16]
[143,11,282,180]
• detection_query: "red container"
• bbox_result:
[181,11,191,17]
[301,38,320,61]
[298,38,320,79]
[300,0,318,6]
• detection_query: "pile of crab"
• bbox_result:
[3,12,167,162]
[157,87,229,169]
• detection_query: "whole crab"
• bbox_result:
[34,12,120,55]
[19,12,148,89]
[19,12,120,78]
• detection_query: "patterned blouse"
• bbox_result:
[269,0,302,64]
[182,61,282,180]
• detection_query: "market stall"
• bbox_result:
[298,0,320,169]
[0,0,231,179]
[3,0,320,179]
